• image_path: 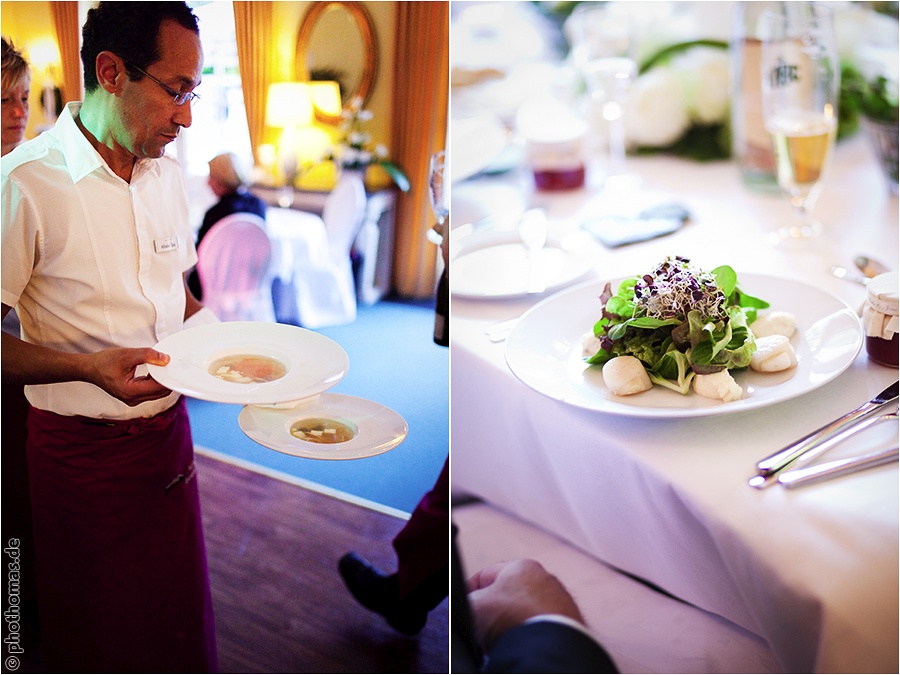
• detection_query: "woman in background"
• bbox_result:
[1,35,40,664]
[188,152,267,300]
[2,36,30,156]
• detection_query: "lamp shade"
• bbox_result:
[308,81,342,117]
[266,82,314,128]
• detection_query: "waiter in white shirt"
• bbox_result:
[1,3,218,671]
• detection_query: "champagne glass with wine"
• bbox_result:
[428,150,449,346]
[761,3,839,241]
[427,150,447,245]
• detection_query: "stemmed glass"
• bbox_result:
[568,3,638,184]
[760,3,839,241]
[427,150,447,245]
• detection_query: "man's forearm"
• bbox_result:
[1,328,93,386]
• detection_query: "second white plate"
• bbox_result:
[505,274,864,418]
[451,238,593,299]
[238,394,408,460]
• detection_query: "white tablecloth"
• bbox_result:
[450,135,899,674]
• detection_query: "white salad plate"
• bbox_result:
[505,274,864,418]
[147,322,349,405]
[238,393,408,461]
[451,231,593,300]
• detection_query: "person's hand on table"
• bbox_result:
[466,558,586,649]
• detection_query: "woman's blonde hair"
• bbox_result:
[2,37,30,94]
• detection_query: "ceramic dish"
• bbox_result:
[147,322,348,405]
[505,274,864,417]
[238,393,408,460]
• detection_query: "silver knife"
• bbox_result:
[778,446,899,489]
[748,381,899,488]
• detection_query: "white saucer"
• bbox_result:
[451,231,593,299]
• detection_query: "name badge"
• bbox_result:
[154,237,178,253]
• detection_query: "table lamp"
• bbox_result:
[266,82,315,188]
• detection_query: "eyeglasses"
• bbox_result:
[122,59,199,106]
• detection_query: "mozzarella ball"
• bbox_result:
[582,332,603,358]
[602,356,653,396]
[750,334,798,373]
[693,370,742,402]
[750,311,797,339]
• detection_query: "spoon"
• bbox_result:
[830,265,868,286]
[855,255,889,279]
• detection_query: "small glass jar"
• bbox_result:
[863,271,899,367]
[529,141,586,191]
[518,98,587,191]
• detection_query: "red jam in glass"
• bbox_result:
[533,165,586,191]
[866,333,898,367]
[863,272,899,368]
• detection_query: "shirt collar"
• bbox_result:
[57,102,162,184]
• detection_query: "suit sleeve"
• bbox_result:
[483,620,618,674]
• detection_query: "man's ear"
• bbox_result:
[95,51,125,94]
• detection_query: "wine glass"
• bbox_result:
[568,3,638,184]
[427,150,447,244]
[760,3,839,241]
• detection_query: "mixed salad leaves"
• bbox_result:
[584,256,769,394]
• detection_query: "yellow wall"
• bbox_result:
[1,1,398,188]
[1,1,61,141]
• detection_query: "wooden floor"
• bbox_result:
[196,452,449,674]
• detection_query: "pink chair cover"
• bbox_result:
[197,212,276,322]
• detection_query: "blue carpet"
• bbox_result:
[186,296,448,515]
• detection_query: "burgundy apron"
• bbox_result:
[27,398,217,673]
[393,457,449,599]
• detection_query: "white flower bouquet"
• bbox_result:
[624,40,731,161]
[327,97,410,191]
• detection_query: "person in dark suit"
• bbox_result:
[339,456,449,635]
[338,211,450,635]
[453,550,619,674]
[188,151,267,299]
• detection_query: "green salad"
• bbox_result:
[583,256,770,394]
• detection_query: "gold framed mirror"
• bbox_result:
[295,1,379,124]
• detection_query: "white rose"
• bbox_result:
[673,47,731,125]
[343,147,361,164]
[624,68,690,148]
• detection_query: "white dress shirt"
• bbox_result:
[1,102,197,419]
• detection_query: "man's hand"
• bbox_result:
[466,559,585,649]
[86,347,173,406]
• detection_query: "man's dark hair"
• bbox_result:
[81,1,200,93]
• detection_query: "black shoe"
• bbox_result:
[338,552,428,635]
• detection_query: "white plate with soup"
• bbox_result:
[148,322,349,405]
[238,394,409,460]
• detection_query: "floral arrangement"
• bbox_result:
[327,97,410,191]
[624,40,731,161]
[547,1,898,163]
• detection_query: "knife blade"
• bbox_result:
[748,381,898,488]
[778,446,898,489]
